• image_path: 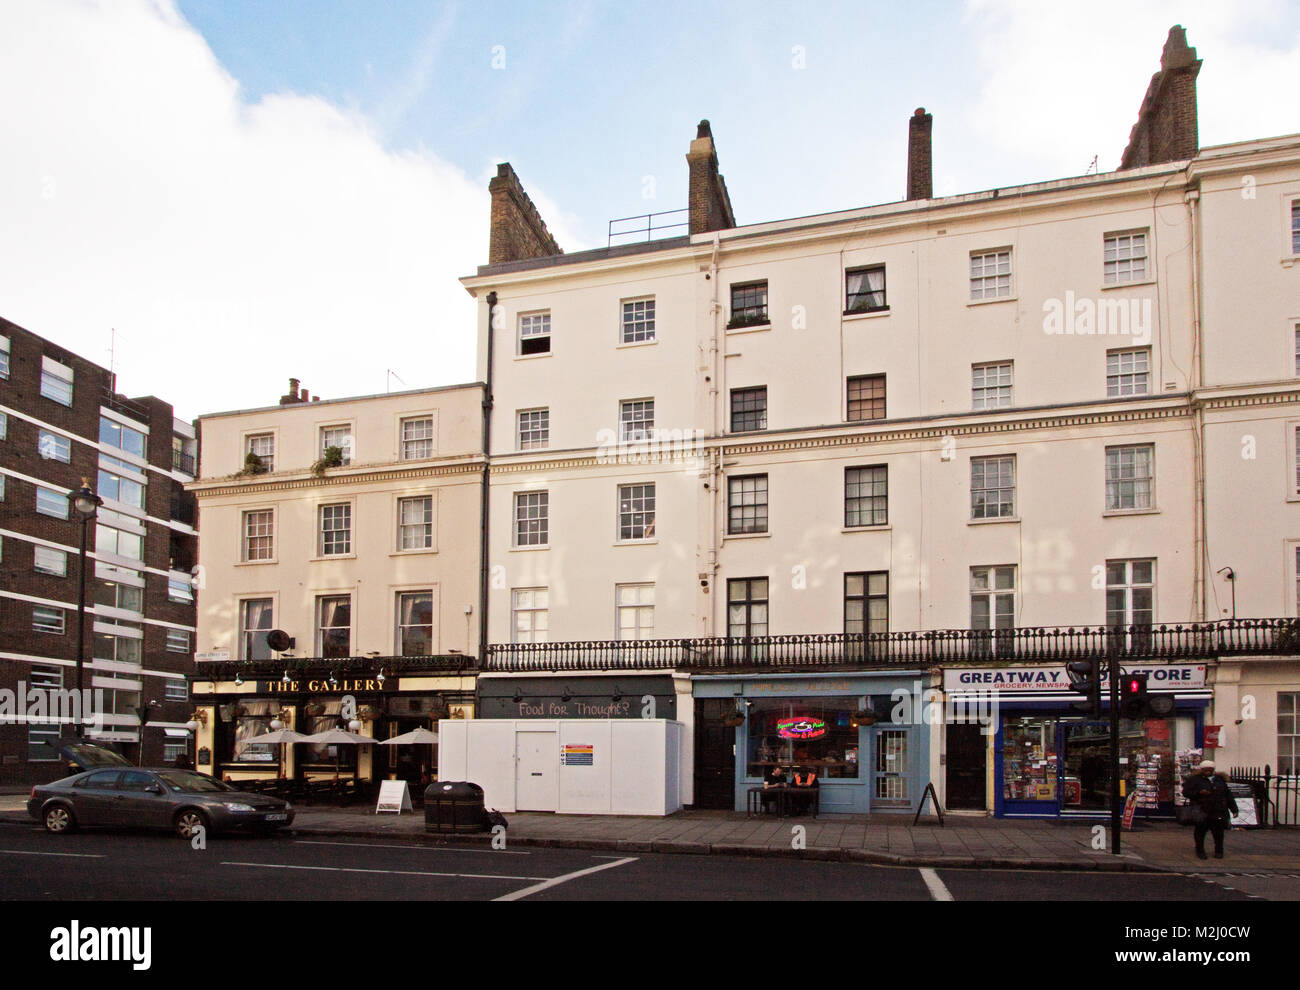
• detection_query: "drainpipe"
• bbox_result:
[479,292,497,664]
[1186,187,1206,622]
[707,234,722,637]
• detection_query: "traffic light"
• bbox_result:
[1066,657,1102,719]
[1119,672,1149,718]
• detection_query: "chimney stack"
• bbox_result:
[1120,26,1201,169]
[686,120,736,235]
[279,377,305,406]
[906,108,933,201]
[488,163,562,265]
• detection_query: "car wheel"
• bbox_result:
[42,804,76,834]
[174,809,208,839]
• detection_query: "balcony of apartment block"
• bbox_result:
[169,491,197,527]
[194,653,478,682]
[172,448,197,476]
[483,619,1300,673]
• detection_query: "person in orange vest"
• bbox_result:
[790,766,818,816]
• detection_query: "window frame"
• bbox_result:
[1102,229,1149,285]
[511,587,549,644]
[315,594,353,659]
[730,386,768,433]
[319,424,354,466]
[844,571,888,636]
[620,297,656,344]
[244,432,275,473]
[165,628,192,654]
[513,490,550,548]
[318,502,353,557]
[969,249,1013,301]
[396,494,435,551]
[40,357,74,407]
[845,264,888,314]
[845,465,888,528]
[518,311,552,356]
[970,454,1017,520]
[616,482,656,542]
[971,361,1014,411]
[728,281,769,329]
[399,415,436,461]
[33,545,68,577]
[33,605,66,635]
[516,408,550,451]
[1105,443,1156,512]
[727,474,769,536]
[395,589,435,656]
[36,486,69,519]
[239,598,274,661]
[847,374,887,422]
[38,429,72,463]
[241,508,275,563]
[615,583,655,640]
[618,398,655,443]
[1106,347,1151,398]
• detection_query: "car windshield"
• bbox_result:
[153,771,233,794]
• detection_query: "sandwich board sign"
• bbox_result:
[375,780,413,815]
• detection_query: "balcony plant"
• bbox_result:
[722,710,746,728]
[240,451,267,476]
[311,444,346,477]
[726,311,769,331]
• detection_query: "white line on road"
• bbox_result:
[918,868,953,901]
[222,861,548,881]
[293,839,529,856]
[0,849,105,859]
[494,856,638,902]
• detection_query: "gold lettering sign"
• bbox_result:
[257,678,388,693]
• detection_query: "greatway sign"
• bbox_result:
[943,663,1207,693]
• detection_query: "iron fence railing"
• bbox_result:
[193,654,477,680]
[485,619,1300,673]
[607,208,689,247]
[1228,765,1300,827]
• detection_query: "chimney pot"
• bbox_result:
[907,108,933,201]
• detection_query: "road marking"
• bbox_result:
[918,868,953,901]
[293,839,529,856]
[0,849,105,859]
[495,856,638,902]
[223,861,548,881]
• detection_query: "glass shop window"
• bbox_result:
[745,698,861,780]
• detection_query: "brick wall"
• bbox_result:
[1120,26,1201,169]
[488,163,562,264]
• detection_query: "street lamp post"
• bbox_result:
[67,479,103,739]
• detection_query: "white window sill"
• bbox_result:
[391,548,437,557]
[967,296,1017,308]
[723,531,771,540]
[1100,279,1156,291]
[614,539,658,547]
[516,446,551,453]
[967,516,1020,526]
[842,308,891,323]
[510,544,550,552]
[515,351,553,361]
[616,339,658,349]
[311,553,357,562]
[1103,507,1159,517]
[236,558,278,566]
[842,525,891,534]
[725,323,772,335]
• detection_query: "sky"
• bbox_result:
[1,0,1298,420]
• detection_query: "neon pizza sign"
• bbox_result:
[777,717,827,739]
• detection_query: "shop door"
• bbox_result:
[945,724,987,810]
[514,731,557,812]
[693,699,736,809]
[1059,719,1112,812]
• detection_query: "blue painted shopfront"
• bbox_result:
[992,698,1207,819]
[694,671,930,815]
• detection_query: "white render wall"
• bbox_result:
[469,160,1228,644]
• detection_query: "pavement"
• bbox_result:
[6,791,1294,874]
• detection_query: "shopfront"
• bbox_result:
[943,663,1210,819]
[694,672,930,815]
[190,662,476,790]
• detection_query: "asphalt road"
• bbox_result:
[0,821,1269,901]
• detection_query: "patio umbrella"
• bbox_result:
[378,727,438,745]
[302,727,379,784]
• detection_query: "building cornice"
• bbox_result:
[188,456,486,498]
[1193,382,1300,410]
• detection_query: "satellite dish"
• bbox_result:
[266,629,293,652]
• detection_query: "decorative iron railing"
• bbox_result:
[194,654,477,680]
[485,619,1300,673]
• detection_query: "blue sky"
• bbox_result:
[1,1,1297,417]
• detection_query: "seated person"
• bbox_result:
[789,766,819,815]
[760,764,788,812]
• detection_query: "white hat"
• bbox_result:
[1198,760,1216,769]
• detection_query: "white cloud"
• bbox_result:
[963,0,1300,180]
[0,0,488,419]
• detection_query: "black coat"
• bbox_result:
[1182,773,1238,819]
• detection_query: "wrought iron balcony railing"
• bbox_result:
[484,619,1300,673]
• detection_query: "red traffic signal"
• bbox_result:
[1120,672,1149,718]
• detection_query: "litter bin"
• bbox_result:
[425,781,487,833]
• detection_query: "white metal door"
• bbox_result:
[515,731,558,811]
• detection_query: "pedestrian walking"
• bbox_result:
[1180,760,1238,860]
